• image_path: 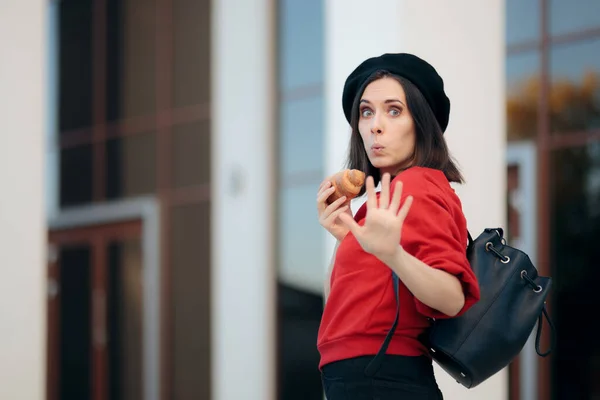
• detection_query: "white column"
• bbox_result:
[0,1,47,400]
[210,0,277,399]
[397,2,507,399]
[324,1,507,399]
[324,0,403,265]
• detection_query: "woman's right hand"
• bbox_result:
[317,180,352,241]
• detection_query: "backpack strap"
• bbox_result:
[535,304,556,357]
[364,272,400,376]
[366,229,473,377]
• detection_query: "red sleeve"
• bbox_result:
[394,171,480,319]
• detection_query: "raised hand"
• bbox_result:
[317,179,352,241]
[338,173,413,262]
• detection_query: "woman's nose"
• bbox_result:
[371,117,383,135]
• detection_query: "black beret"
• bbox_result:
[342,53,451,132]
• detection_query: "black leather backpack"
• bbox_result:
[365,228,556,388]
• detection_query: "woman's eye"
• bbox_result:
[361,109,373,118]
[389,108,401,117]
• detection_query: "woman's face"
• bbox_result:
[358,77,416,175]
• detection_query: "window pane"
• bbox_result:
[506,51,540,141]
[277,182,324,399]
[506,0,539,46]
[106,132,156,200]
[277,283,323,400]
[506,164,521,242]
[550,142,600,399]
[171,203,211,400]
[280,96,324,178]
[106,0,156,121]
[107,238,143,400]
[550,0,600,37]
[59,0,93,132]
[277,2,324,398]
[278,0,324,91]
[173,0,210,108]
[60,144,94,207]
[550,37,600,133]
[58,245,92,399]
[172,121,211,188]
[278,183,324,294]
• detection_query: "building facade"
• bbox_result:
[2,0,599,399]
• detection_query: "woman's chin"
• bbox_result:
[369,160,406,176]
[369,159,394,170]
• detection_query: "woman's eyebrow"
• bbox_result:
[360,98,405,106]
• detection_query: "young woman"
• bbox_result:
[316,53,481,399]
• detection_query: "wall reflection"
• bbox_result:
[276,0,325,398]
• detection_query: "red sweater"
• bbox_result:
[317,167,480,369]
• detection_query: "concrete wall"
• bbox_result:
[0,1,47,399]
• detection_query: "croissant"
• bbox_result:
[326,169,366,204]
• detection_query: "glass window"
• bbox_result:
[278,183,325,293]
[506,51,540,141]
[280,95,324,179]
[107,238,143,400]
[550,0,600,37]
[60,144,94,207]
[550,142,600,399]
[59,0,93,132]
[171,202,211,400]
[550,37,600,133]
[57,245,92,399]
[172,121,211,188]
[277,1,324,398]
[173,0,211,108]
[277,182,324,400]
[277,282,323,400]
[106,0,157,121]
[506,0,539,46]
[278,0,324,91]
[106,132,157,200]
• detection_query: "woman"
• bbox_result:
[316,53,481,399]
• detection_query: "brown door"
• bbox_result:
[47,220,143,400]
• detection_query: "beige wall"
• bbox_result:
[210,0,277,399]
[0,1,47,399]
[397,1,507,399]
[325,0,507,399]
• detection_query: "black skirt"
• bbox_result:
[321,355,443,400]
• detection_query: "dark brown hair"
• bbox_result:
[345,70,464,193]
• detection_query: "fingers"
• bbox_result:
[365,176,377,210]
[317,180,332,197]
[379,173,391,209]
[389,180,403,213]
[397,195,413,223]
[327,205,349,223]
[338,212,361,238]
[324,195,348,215]
[389,179,412,221]
[316,183,335,212]
[318,192,347,220]
[318,179,331,193]
[317,186,334,205]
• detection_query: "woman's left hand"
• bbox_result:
[338,173,413,263]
